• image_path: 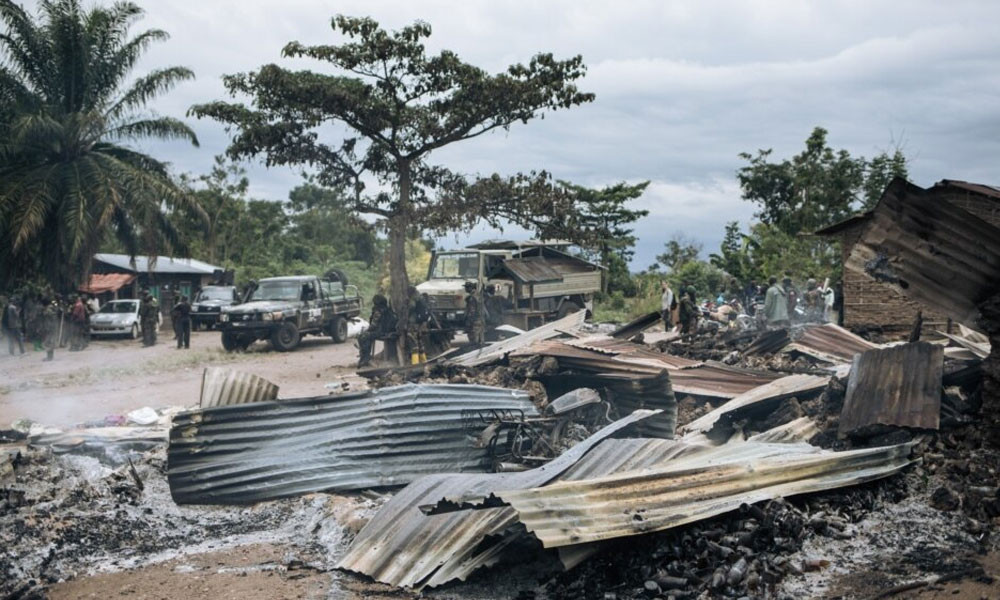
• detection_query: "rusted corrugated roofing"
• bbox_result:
[787,323,881,364]
[610,311,662,340]
[838,342,943,437]
[336,410,662,589]
[78,272,136,294]
[448,310,586,367]
[501,258,564,284]
[683,374,830,436]
[494,440,916,548]
[199,367,279,408]
[846,177,1000,329]
[518,339,777,399]
[167,384,539,504]
[745,324,880,365]
[934,179,1000,200]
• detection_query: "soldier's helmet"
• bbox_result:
[373,294,387,307]
[464,281,477,292]
[806,278,817,289]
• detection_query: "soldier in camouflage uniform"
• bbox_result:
[357,294,396,367]
[139,291,159,347]
[463,281,485,345]
[41,298,59,361]
[405,286,429,364]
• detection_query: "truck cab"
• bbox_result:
[218,274,361,352]
[416,241,601,332]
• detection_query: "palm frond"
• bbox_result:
[105,66,194,122]
[106,115,199,146]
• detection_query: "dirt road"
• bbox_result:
[0,328,365,428]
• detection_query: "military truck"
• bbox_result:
[218,273,362,352]
[416,240,602,333]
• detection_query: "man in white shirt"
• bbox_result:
[660,282,676,331]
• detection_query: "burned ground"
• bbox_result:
[2,324,999,600]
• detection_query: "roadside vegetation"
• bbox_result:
[0,1,907,327]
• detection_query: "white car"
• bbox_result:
[89,299,162,339]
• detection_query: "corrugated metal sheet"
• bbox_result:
[495,440,916,548]
[838,342,943,436]
[745,328,791,356]
[937,330,990,359]
[518,339,778,399]
[539,370,676,439]
[668,362,781,399]
[846,177,1000,329]
[501,258,563,284]
[787,323,881,364]
[199,367,279,408]
[610,311,662,340]
[336,410,662,589]
[683,374,830,436]
[935,179,1000,200]
[167,384,540,505]
[448,310,587,367]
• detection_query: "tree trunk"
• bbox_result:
[390,160,412,362]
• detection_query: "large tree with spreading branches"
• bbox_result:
[191,15,595,337]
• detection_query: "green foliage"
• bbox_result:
[737,127,908,237]
[563,180,649,295]
[190,14,595,324]
[654,233,702,273]
[0,0,200,291]
[746,222,841,284]
[709,221,759,286]
[734,126,908,286]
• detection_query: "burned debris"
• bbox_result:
[5,182,1000,599]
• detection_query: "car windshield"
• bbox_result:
[197,287,232,301]
[430,253,479,279]
[100,301,138,314]
[249,281,303,302]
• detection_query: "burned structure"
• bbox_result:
[816,178,1000,336]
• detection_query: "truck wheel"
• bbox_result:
[271,321,301,352]
[221,331,241,351]
[330,316,348,343]
[558,301,582,319]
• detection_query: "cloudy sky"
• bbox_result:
[55,0,1000,267]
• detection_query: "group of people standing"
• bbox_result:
[357,281,503,367]
[357,286,430,367]
[658,274,838,335]
[660,282,702,334]
[1,293,99,360]
[762,276,836,328]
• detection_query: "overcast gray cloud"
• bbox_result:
[40,0,1000,267]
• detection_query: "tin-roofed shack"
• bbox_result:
[89,254,228,321]
[815,179,1000,337]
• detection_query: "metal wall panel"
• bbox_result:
[168,384,539,504]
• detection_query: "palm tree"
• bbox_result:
[0,0,200,290]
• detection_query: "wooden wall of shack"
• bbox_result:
[821,180,1000,338]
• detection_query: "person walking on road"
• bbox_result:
[172,295,192,349]
[3,296,26,356]
[764,277,790,328]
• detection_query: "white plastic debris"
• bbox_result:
[126,407,159,426]
[347,317,369,339]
